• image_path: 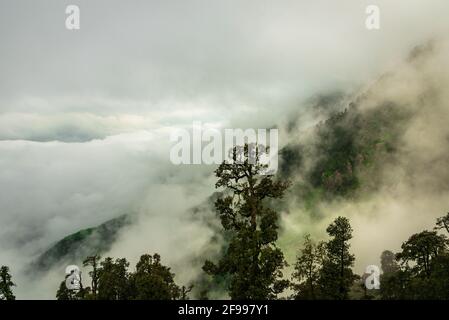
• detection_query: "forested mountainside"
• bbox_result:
[31,215,132,274]
[279,41,442,207]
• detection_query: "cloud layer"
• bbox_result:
[1,1,449,298]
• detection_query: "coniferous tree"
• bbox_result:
[318,216,356,299]
[291,234,325,300]
[83,254,101,299]
[0,266,16,300]
[203,144,290,299]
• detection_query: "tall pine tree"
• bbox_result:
[318,217,356,299]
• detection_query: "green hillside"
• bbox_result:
[31,215,132,273]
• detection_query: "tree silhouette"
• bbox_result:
[380,212,449,299]
[291,234,325,299]
[83,254,101,299]
[396,230,447,277]
[318,217,356,299]
[203,144,290,299]
[0,266,16,300]
[129,253,181,300]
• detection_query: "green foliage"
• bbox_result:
[310,110,359,195]
[380,250,399,274]
[291,235,326,299]
[380,213,449,300]
[83,254,101,299]
[56,252,184,300]
[396,230,447,277]
[318,217,357,300]
[379,269,410,300]
[33,215,131,273]
[0,266,16,300]
[56,275,90,300]
[279,144,303,178]
[129,253,181,300]
[203,144,290,300]
[97,257,131,300]
[291,217,357,300]
[281,100,409,202]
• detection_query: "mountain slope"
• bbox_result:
[31,214,132,273]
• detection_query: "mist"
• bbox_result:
[278,39,449,274]
[1,0,449,298]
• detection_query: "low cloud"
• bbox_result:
[1,0,449,298]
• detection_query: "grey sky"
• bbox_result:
[1,0,449,298]
[1,0,448,138]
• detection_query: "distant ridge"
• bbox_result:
[30,214,132,274]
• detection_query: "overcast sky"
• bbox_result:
[1,0,448,139]
[1,0,449,298]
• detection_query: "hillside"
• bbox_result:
[31,215,132,273]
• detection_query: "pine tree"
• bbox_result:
[203,144,290,299]
[318,216,356,299]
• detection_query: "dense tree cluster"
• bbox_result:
[290,217,358,300]
[379,213,449,300]
[56,253,183,300]
[50,209,449,300]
